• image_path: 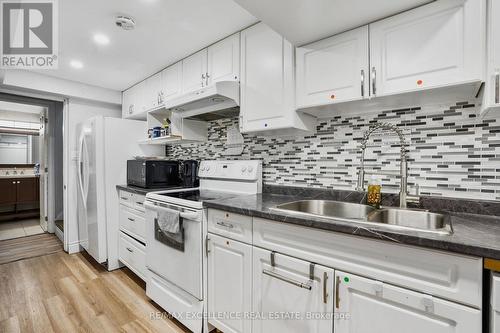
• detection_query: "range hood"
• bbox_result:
[164,81,240,121]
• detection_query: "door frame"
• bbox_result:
[0,91,66,249]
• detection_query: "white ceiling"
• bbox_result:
[233,0,433,45]
[37,0,257,91]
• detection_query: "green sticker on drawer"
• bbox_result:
[344,277,350,283]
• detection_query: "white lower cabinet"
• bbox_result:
[252,247,335,333]
[207,233,252,333]
[334,271,481,333]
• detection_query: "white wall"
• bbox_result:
[64,99,121,253]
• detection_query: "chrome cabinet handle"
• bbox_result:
[17,181,20,184]
[136,201,143,205]
[371,67,377,95]
[262,269,312,290]
[495,71,499,104]
[120,196,128,200]
[205,235,210,256]
[361,69,365,97]
[126,247,133,253]
[335,276,341,309]
[323,272,329,304]
[205,72,210,86]
[201,74,206,87]
[12,181,15,184]
[216,221,234,229]
[127,217,135,222]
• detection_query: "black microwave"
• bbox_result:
[127,160,182,189]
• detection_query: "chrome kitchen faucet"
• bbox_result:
[356,122,419,208]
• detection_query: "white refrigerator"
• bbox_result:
[76,116,162,270]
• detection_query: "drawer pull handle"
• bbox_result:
[216,221,234,229]
[120,197,128,200]
[360,69,365,97]
[323,272,329,304]
[128,218,135,222]
[126,247,133,253]
[371,67,377,95]
[335,276,340,309]
[136,202,143,205]
[262,269,312,290]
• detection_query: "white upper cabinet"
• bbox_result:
[482,0,500,115]
[208,33,240,84]
[144,72,162,111]
[252,247,335,333]
[296,26,369,108]
[121,87,133,118]
[240,23,315,134]
[369,0,486,96]
[122,82,146,120]
[207,234,252,333]
[182,49,208,93]
[161,62,182,102]
[334,271,481,333]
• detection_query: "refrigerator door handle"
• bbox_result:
[82,136,90,203]
[77,133,87,208]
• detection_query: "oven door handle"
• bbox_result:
[180,211,201,221]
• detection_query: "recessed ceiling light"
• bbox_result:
[70,60,83,69]
[93,33,110,45]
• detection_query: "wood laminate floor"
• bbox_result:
[0,239,190,333]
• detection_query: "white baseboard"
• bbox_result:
[55,227,64,243]
[67,241,82,254]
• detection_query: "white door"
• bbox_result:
[207,233,252,333]
[182,49,208,93]
[240,23,296,132]
[334,271,481,333]
[162,62,182,102]
[296,26,369,108]
[207,33,240,84]
[38,110,48,231]
[253,247,335,333]
[369,0,485,96]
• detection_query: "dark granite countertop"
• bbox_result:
[203,187,500,260]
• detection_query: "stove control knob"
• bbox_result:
[247,166,254,173]
[241,166,247,172]
[206,165,211,171]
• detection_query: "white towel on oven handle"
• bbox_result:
[156,205,180,234]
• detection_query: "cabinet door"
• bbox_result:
[135,80,147,114]
[240,23,308,133]
[145,72,162,110]
[296,26,369,108]
[161,62,182,102]
[253,247,334,333]
[492,273,500,333]
[182,49,208,93]
[122,88,133,118]
[208,33,240,84]
[335,271,481,333]
[369,0,485,96]
[16,178,38,203]
[207,234,252,333]
[485,0,500,109]
[0,179,17,205]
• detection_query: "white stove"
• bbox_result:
[144,160,262,333]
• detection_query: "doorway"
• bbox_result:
[0,94,64,243]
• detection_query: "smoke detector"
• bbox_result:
[115,16,136,30]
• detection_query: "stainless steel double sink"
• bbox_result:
[270,200,452,234]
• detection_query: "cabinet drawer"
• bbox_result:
[208,209,252,244]
[119,232,146,280]
[133,194,146,212]
[118,190,134,208]
[253,217,482,308]
[119,205,146,243]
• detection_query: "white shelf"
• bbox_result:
[138,135,199,145]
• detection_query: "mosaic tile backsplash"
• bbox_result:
[169,100,500,201]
